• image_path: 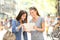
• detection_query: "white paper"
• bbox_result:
[23,23,35,31]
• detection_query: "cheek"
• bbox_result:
[21,16,24,20]
[31,14,35,17]
[30,12,34,16]
[30,12,36,17]
[21,16,26,20]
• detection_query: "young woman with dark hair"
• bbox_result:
[12,10,28,40]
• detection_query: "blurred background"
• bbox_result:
[0,0,58,19]
[0,0,60,40]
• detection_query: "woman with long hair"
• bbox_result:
[12,10,28,40]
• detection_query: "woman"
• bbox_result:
[12,10,28,40]
[29,7,45,40]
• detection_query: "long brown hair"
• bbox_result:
[16,10,28,23]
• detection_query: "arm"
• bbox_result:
[12,20,21,33]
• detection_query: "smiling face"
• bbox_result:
[21,13,26,21]
[30,10,37,18]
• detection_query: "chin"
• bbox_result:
[33,16,35,18]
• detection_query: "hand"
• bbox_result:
[23,26,26,31]
[23,26,31,32]
[17,24,24,30]
[20,24,24,27]
[33,26,37,30]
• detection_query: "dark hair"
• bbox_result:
[29,7,40,16]
[16,10,28,23]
